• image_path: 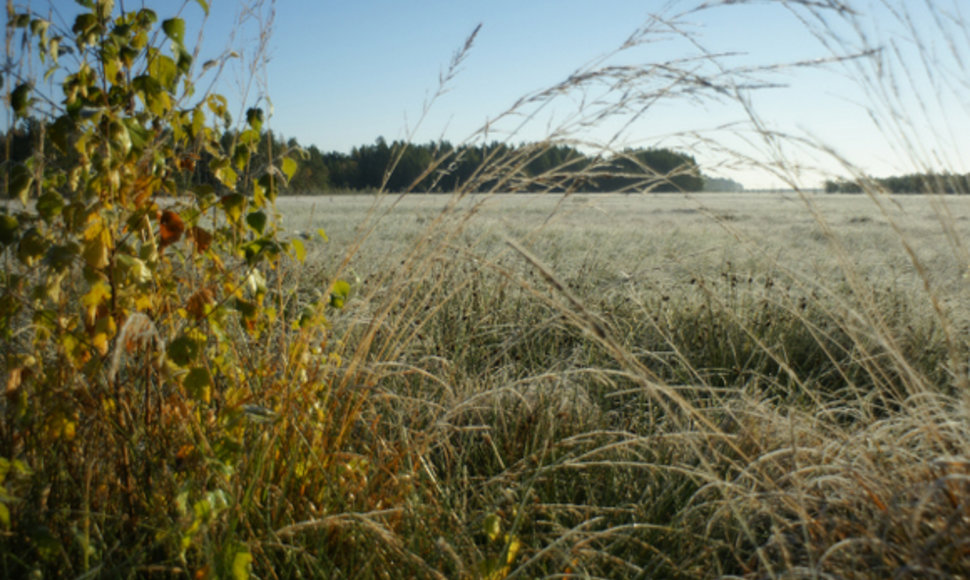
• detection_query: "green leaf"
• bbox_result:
[149,54,178,91]
[330,279,351,309]
[195,0,210,16]
[0,215,19,246]
[317,228,328,242]
[193,184,215,202]
[168,334,201,367]
[123,118,151,149]
[72,13,98,37]
[116,254,151,284]
[246,107,263,131]
[183,367,212,403]
[220,193,246,223]
[11,83,32,118]
[36,192,64,223]
[232,144,249,171]
[132,73,162,100]
[30,18,49,45]
[242,239,280,265]
[8,164,32,204]
[191,108,205,137]
[46,243,79,273]
[245,211,267,235]
[161,18,185,46]
[136,8,157,27]
[176,47,193,74]
[132,70,160,90]
[257,173,278,201]
[108,120,131,154]
[18,228,48,264]
[95,0,114,21]
[233,297,258,319]
[483,513,502,543]
[206,93,228,117]
[82,234,110,270]
[0,502,9,529]
[238,128,259,146]
[214,164,238,189]
[252,180,266,208]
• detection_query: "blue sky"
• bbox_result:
[32,0,970,188]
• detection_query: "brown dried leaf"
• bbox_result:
[186,287,214,320]
[188,226,212,253]
[159,210,184,248]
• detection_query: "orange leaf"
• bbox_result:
[187,226,212,253]
[179,154,198,172]
[159,210,185,248]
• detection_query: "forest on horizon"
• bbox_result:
[3,119,727,194]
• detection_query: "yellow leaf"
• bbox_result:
[231,550,252,580]
[82,282,112,326]
[60,417,76,440]
[83,238,109,269]
[290,238,305,263]
[92,332,108,354]
[135,294,154,312]
[82,214,103,241]
[504,535,521,565]
[82,217,112,269]
[483,513,501,543]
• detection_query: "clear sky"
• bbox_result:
[32,0,970,189]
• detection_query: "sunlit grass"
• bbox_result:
[261,189,970,577]
[6,0,970,577]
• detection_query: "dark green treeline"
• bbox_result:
[825,173,970,194]
[2,121,704,194]
[287,136,705,193]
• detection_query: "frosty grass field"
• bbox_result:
[257,190,970,576]
[279,191,970,301]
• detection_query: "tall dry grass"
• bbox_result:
[4,0,970,578]
[295,1,970,577]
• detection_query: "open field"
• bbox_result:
[281,191,970,304]
[243,191,970,577]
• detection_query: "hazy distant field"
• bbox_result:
[278,192,970,300]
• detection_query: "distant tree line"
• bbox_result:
[825,173,970,194]
[2,119,706,195]
[288,137,705,193]
[702,176,744,192]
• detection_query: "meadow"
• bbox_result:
[260,190,970,577]
[5,0,970,577]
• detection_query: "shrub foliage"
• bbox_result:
[0,1,364,576]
